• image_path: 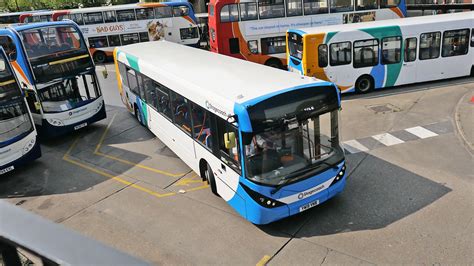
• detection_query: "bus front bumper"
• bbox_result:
[0,140,41,175]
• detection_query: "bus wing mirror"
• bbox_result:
[224,132,236,149]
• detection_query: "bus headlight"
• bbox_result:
[95,101,103,112]
[330,164,346,187]
[22,138,36,155]
[47,118,64,126]
[241,183,285,209]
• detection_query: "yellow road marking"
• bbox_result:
[256,255,271,266]
[175,174,206,187]
[94,113,187,178]
[63,138,175,198]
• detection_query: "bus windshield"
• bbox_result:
[288,32,303,60]
[19,25,92,83]
[0,55,32,143]
[244,86,343,186]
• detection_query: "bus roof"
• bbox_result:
[293,11,474,36]
[116,41,332,115]
[10,20,78,31]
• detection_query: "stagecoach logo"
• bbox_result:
[68,107,88,116]
[205,100,227,117]
[297,184,325,200]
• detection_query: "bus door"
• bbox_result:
[400,36,417,84]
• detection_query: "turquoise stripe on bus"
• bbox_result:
[126,53,140,72]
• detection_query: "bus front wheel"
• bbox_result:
[204,163,218,196]
[134,105,143,126]
[93,51,107,63]
[355,75,374,94]
[264,58,283,69]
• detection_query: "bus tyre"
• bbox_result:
[355,75,374,94]
[204,163,219,196]
[134,106,143,125]
[471,66,474,77]
[93,51,107,63]
[265,58,283,69]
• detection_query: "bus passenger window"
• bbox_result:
[304,0,328,15]
[108,35,121,46]
[103,11,117,23]
[83,12,104,25]
[0,36,17,60]
[139,74,157,109]
[70,14,84,25]
[330,0,354,13]
[126,68,139,96]
[287,0,303,17]
[420,32,441,60]
[88,36,108,48]
[380,0,400,8]
[248,40,259,54]
[155,82,172,120]
[353,39,379,68]
[136,8,154,20]
[139,32,150,42]
[240,3,258,21]
[191,103,213,150]
[121,33,140,45]
[173,6,190,17]
[404,37,417,62]
[258,0,285,19]
[318,44,328,67]
[381,36,401,64]
[117,9,136,22]
[261,36,286,55]
[171,92,191,134]
[442,29,469,57]
[329,41,351,66]
[471,29,474,47]
[356,0,377,10]
[155,7,173,18]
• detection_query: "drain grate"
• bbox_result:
[366,103,401,114]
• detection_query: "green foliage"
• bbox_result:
[2,0,138,12]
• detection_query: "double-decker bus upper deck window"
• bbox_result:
[356,0,377,10]
[103,11,117,23]
[442,29,469,57]
[0,36,17,61]
[84,12,104,25]
[173,6,190,17]
[240,3,258,21]
[287,0,303,16]
[330,0,354,13]
[380,0,400,8]
[420,32,441,60]
[258,0,285,19]
[136,8,155,20]
[70,14,84,25]
[353,39,379,68]
[40,15,52,22]
[382,36,401,64]
[155,6,173,18]
[330,41,351,66]
[220,4,239,22]
[117,9,136,22]
[303,0,328,15]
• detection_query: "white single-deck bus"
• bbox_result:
[22,2,201,63]
[114,41,346,224]
[0,47,40,175]
[287,11,474,93]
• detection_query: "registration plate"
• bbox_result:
[299,200,319,212]
[0,166,14,175]
[74,122,87,130]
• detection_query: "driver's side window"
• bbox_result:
[216,117,241,173]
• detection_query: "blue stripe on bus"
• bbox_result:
[0,138,41,170]
[287,29,307,36]
[0,130,33,149]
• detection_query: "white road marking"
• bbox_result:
[405,126,438,139]
[343,140,369,153]
[372,133,404,146]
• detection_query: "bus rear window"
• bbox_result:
[288,33,303,60]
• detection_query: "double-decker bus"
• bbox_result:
[208,0,407,68]
[287,11,474,93]
[114,41,346,224]
[21,2,201,63]
[0,47,40,175]
[0,21,106,137]
[0,10,51,25]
